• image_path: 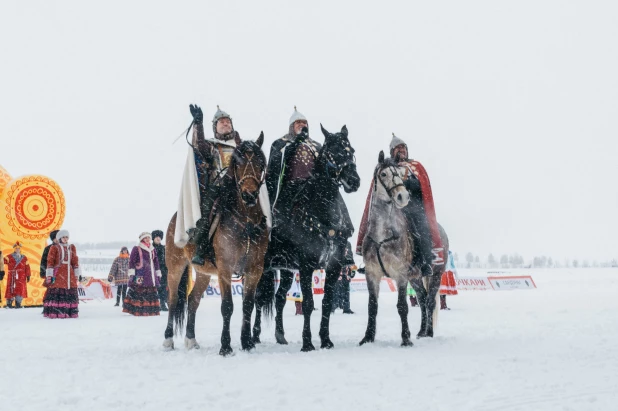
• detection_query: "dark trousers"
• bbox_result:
[158,285,168,307]
[116,285,128,304]
[331,280,351,311]
[403,202,434,268]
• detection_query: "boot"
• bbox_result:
[191,217,214,266]
[6,299,13,309]
[160,301,169,312]
[440,295,449,310]
[15,299,22,309]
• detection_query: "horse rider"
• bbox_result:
[264,107,322,267]
[357,134,444,276]
[188,104,241,265]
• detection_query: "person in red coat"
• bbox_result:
[43,229,81,319]
[2,241,31,308]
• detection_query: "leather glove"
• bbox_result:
[0,271,4,281]
[108,275,114,283]
[297,126,309,142]
[27,276,31,283]
[190,104,203,125]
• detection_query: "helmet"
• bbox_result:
[289,106,307,126]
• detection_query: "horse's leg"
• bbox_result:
[360,272,380,345]
[163,262,184,350]
[252,269,275,344]
[299,264,316,352]
[218,278,234,356]
[241,271,260,351]
[185,271,210,350]
[252,303,263,344]
[423,272,442,338]
[396,278,413,346]
[319,261,342,349]
[410,276,429,338]
[275,269,293,345]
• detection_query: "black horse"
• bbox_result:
[253,125,360,351]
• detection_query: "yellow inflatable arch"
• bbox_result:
[0,164,66,307]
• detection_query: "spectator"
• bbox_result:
[108,247,130,307]
[151,230,168,312]
[123,232,162,317]
[3,241,31,309]
[43,229,81,318]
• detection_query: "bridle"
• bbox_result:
[233,147,265,200]
[374,164,405,199]
[321,137,356,183]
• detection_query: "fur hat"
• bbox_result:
[13,241,23,249]
[289,106,307,126]
[139,232,151,241]
[151,230,164,240]
[389,133,407,156]
[50,230,59,241]
[120,247,129,254]
[56,229,70,240]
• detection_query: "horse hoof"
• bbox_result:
[162,338,174,350]
[241,341,256,351]
[219,346,234,356]
[301,342,316,352]
[320,339,334,349]
[401,339,414,347]
[185,338,200,350]
[359,336,374,346]
[251,336,261,344]
[275,332,288,345]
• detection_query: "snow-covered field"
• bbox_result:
[1,269,617,411]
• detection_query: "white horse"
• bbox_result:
[360,151,449,346]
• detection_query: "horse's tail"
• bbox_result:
[173,265,190,336]
[255,269,276,319]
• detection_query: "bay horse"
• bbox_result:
[360,151,449,346]
[163,134,269,356]
[253,125,361,352]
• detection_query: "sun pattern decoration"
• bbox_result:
[0,165,11,200]
[2,175,65,240]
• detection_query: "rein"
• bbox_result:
[365,235,399,278]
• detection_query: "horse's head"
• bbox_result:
[231,132,267,207]
[374,150,409,208]
[319,124,360,193]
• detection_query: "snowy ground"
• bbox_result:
[1,269,617,411]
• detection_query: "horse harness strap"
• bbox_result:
[366,234,399,278]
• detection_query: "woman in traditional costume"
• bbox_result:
[43,229,81,318]
[122,232,162,316]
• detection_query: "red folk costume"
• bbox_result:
[3,250,31,300]
[43,229,81,319]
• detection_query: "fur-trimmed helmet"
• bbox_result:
[389,133,407,157]
[289,106,307,126]
[212,105,234,133]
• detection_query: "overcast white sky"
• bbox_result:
[1,0,616,262]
